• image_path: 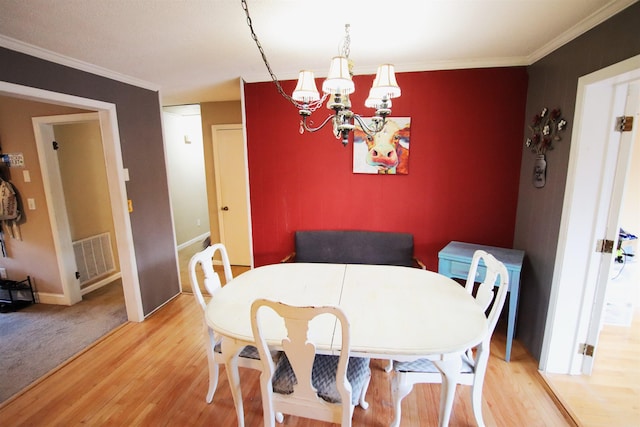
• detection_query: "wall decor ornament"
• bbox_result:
[525,107,567,188]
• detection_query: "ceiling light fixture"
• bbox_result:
[241,1,401,146]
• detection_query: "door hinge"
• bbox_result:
[578,343,595,357]
[595,239,615,253]
[52,140,59,150]
[615,116,633,132]
[75,271,80,280]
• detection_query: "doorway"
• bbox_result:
[541,55,640,374]
[539,55,640,424]
[0,81,143,321]
[33,114,122,299]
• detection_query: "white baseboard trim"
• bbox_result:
[36,273,123,305]
[177,232,210,251]
[81,272,123,295]
[36,292,70,305]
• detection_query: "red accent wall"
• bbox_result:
[245,67,528,268]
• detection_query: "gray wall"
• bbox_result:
[514,3,640,359]
[0,47,179,315]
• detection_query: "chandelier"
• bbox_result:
[241,1,401,146]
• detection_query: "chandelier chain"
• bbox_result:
[240,0,326,112]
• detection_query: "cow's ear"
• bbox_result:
[396,127,411,148]
[353,129,366,144]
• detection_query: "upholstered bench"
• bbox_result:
[282,230,425,269]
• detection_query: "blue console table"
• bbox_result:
[438,241,524,362]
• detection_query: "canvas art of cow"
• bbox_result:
[353,117,410,175]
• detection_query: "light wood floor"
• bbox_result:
[0,291,571,426]
[542,308,640,427]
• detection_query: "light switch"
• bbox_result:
[27,198,36,210]
[23,170,31,182]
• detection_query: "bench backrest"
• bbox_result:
[294,230,415,267]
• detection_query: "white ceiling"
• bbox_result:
[0,0,636,106]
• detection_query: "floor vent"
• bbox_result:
[73,232,116,285]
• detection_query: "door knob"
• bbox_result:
[221,206,229,211]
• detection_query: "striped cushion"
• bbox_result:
[213,343,260,360]
[394,355,474,373]
[272,354,370,405]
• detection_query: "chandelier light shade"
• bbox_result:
[322,56,355,95]
[364,90,393,109]
[241,0,399,146]
[292,70,320,103]
[370,64,401,99]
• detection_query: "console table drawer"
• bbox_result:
[449,260,487,281]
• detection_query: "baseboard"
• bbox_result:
[177,232,210,251]
[538,372,581,426]
[36,273,123,304]
[34,292,64,305]
[80,272,123,295]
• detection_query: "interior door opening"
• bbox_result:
[0,81,143,321]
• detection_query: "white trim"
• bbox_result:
[0,80,145,322]
[177,232,210,251]
[240,79,254,268]
[80,272,123,295]
[0,35,160,92]
[36,292,69,305]
[540,54,640,373]
[527,0,639,64]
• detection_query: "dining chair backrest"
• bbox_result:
[465,249,510,335]
[251,298,366,427]
[188,243,233,312]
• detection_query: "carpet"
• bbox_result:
[0,280,127,403]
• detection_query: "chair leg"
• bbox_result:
[470,379,486,427]
[358,369,371,409]
[206,356,219,403]
[259,371,277,427]
[205,336,219,403]
[471,346,490,427]
[390,372,414,427]
[433,357,462,427]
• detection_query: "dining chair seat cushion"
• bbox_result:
[272,353,370,405]
[213,342,261,360]
[394,355,474,374]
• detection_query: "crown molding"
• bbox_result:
[0,34,160,92]
[527,0,639,64]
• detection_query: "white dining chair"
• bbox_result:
[250,298,371,427]
[390,249,510,427]
[188,243,265,403]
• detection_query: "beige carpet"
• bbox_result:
[0,280,127,403]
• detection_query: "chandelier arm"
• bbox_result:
[352,114,387,136]
[301,114,337,133]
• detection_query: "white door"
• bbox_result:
[581,81,639,374]
[212,124,252,266]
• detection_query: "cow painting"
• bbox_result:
[353,117,410,175]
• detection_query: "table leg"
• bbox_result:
[433,356,462,427]
[506,285,519,362]
[221,339,245,427]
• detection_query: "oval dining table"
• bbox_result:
[206,262,488,427]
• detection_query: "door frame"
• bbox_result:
[540,54,640,374]
[0,81,144,322]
